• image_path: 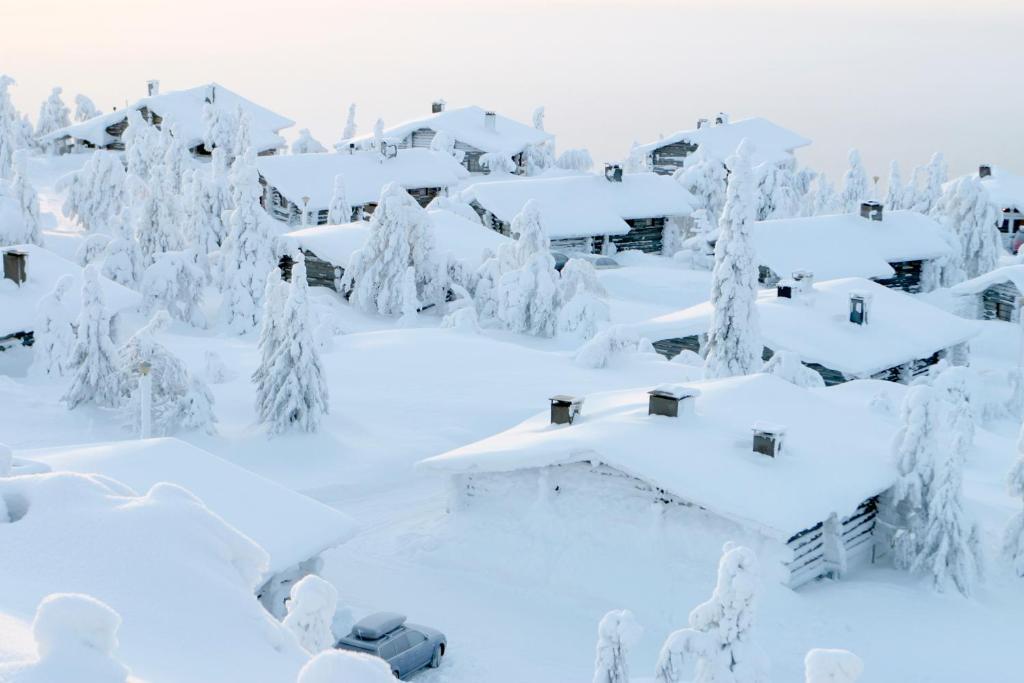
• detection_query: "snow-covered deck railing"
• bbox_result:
[632,277,979,378]
[420,374,897,538]
[461,172,694,240]
[636,117,811,166]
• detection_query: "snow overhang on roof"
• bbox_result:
[637,117,811,167]
[420,374,898,537]
[950,264,1024,297]
[976,167,1024,211]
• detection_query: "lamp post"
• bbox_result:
[138,360,152,440]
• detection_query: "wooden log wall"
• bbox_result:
[873,259,925,293]
[650,141,699,175]
[785,497,879,589]
[981,281,1021,322]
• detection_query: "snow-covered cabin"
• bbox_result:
[975,165,1024,251]
[29,437,357,616]
[38,82,294,157]
[461,171,694,254]
[255,148,469,226]
[281,208,510,290]
[419,374,898,589]
[0,244,139,349]
[344,103,553,175]
[636,115,811,175]
[751,202,950,293]
[950,264,1024,322]
[634,277,978,385]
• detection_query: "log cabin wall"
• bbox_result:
[980,281,1021,322]
[650,141,699,175]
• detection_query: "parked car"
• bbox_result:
[335,612,446,679]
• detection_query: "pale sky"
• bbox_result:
[4,0,1022,181]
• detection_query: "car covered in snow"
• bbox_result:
[335,612,446,679]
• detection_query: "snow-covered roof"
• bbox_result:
[285,209,509,270]
[950,264,1024,297]
[636,117,811,166]
[420,374,897,537]
[0,244,140,338]
[751,210,951,281]
[255,148,469,209]
[461,173,694,239]
[346,106,553,156]
[28,438,356,576]
[976,166,1024,210]
[632,277,979,378]
[39,83,294,154]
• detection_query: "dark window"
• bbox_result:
[996,301,1016,321]
[406,630,427,646]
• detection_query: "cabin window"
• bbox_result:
[996,300,1016,321]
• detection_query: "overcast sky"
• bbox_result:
[5,0,1022,181]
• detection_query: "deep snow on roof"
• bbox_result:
[632,277,979,377]
[976,166,1024,210]
[0,244,140,338]
[950,264,1024,297]
[751,210,951,281]
[256,148,469,208]
[40,83,294,154]
[636,117,811,166]
[461,172,694,239]
[285,209,509,269]
[28,438,356,576]
[347,106,553,156]
[420,373,897,536]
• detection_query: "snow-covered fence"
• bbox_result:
[785,497,879,589]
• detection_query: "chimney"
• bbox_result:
[860,200,883,221]
[714,112,730,125]
[776,279,795,299]
[849,291,870,325]
[604,163,623,183]
[431,99,446,114]
[979,164,992,179]
[752,422,785,458]
[792,270,814,294]
[648,385,701,418]
[146,80,160,97]
[3,249,27,285]
[549,395,584,425]
[484,110,496,132]
[696,117,709,130]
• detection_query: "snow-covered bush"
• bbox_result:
[556,148,594,172]
[655,543,768,683]
[480,152,516,175]
[592,609,642,683]
[30,275,76,379]
[762,351,825,388]
[292,128,327,154]
[426,195,482,224]
[57,151,126,233]
[558,258,609,340]
[296,649,396,683]
[441,304,481,333]
[704,140,761,379]
[63,265,124,409]
[575,325,656,369]
[327,174,352,224]
[35,86,71,143]
[495,202,561,336]
[1004,426,1024,578]
[140,250,207,327]
[9,153,42,245]
[756,162,799,220]
[671,209,717,268]
[283,575,338,654]
[674,151,727,226]
[804,649,863,683]
[839,149,869,213]
[74,94,99,123]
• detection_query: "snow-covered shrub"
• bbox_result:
[10,153,42,245]
[296,649,396,683]
[292,128,327,154]
[592,609,642,683]
[762,351,824,388]
[327,174,352,224]
[429,130,461,162]
[558,258,609,340]
[704,140,761,379]
[839,149,869,213]
[575,325,654,369]
[556,148,593,172]
[804,649,863,683]
[674,150,727,225]
[672,209,717,268]
[35,86,71,143]
[141,250,207,327]
[497,249,560,336]
[655,543,768,683]
[426,195,482,224]
[1004,426,1024,578]
[441,304,481,333]
[671,349,704,367]
[74,94,99,123]
[755,162,799,220]
[480,152,516,175]
[57,151,126,233]
[283,575,338,654]
[204,350,233,384]
[63,265,124,409]
[31,275,76,379]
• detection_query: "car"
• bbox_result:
[335,612,446,679]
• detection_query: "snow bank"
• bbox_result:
[804,648,864,683]
[636,116,811,166]
[296,649,395,683]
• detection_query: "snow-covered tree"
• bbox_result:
[0,75,27,177]
[184,167,228,261]
[202,101,237,157]
[345,183,446,316]
[496,201,561,336]
[755,162,799,220]
[30,275,76,379]
[75,234,112,267]
[283,575,338,655]
[704,140,761,379]
[233,109,253,159]
[1004,426,1024,577]
[252,267,288,421]
[674,151,727,227]
[9,152,42,244]
[292,128,327,154]
[840,149,870,213]
[63,265,124,409]
[671,209,717,268]
[35,87,71,144]
[341,103,357,142]
[802,173,839,216]
[327,174,352,224]
[654,543,769,683]
[885,161,905,210]
[159,124,190,197]
[73,94,99,122]
[933,366,975,463]
[480,152,516,175]
[256,258,329,434]
[372,117,384,143]
[937,176,1000,280]
[556,148,593,173]
[762,351,825,388]
[297,650,395,683]
[558,258,609,340]
[592,609,642,683]
[122,109,158,182]
[140,250,206,327]
[804,649,863,683]
[398,266,421,326]
[623,141,646,173]
[135,165,183,266]
[99,211,143,287]
[913,153,947,217]
[56,151,126,233]
[532,106,545,131]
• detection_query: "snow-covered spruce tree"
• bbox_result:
[496,201,561,336]
[327,174,352,224]
[592,609,642,683]
[160,124,190,197]
[480,152,516,175]
[292,128,327,154]
[933,366,975,464]
[885,161,905,210]
[1004,426,1024,577]
[802,173,839,216]
[704,140,762,379]
[122,109,157,182]
[762,351,825,388]
[30,275,76,379]
[0,75,26,177]
[345,183,446,316]
[673,209,718,269]
[35,86,71,145]
[75,234,112,267]
[533,105,546,131]
[135,164,183,266]
[372,118,385,143]
[674,150,727,228]
[623,141,646,173]
[804,649,863,683]
[654,543,769,683]
[793,166,817,201]
[556,148,594,172]
[840,149,870,213]
[10,152,42,245]
[558,258,609,341]
[914,153,947,217]
[63,265,124,409]
[252,267,288,423]
[233,109,253,159]
[939,176,1000,280]
[119,311,217,436]
[755,162,799,220]
[341,103,357,142]
[257,258,329,435]
[100,211,143,287]
[184,167,228,262]
[201,101,237,157]
[56,151,127,233]
[140,250,207,328]
[282,575,338,654]
[73,94,99,122]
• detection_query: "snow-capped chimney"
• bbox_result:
[549,395,584,425]
[3,249,27,286]
[752,422,785,458]
[714,112,730,125]
[859,200,883,221]
[146,80,159,97]
[849,291,870,325]
[696,118,710,130]
[777,279,795,299]
[484,111,497,132]
[648,385,701,418]
[979,164,992,179]
[777,271,813,300]
[793,270,814,294]
[431,100,446,114]
[604,163,623,183]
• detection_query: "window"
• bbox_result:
[406,631,427,647]
[381,633,410,659]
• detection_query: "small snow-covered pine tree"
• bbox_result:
[327,174,352,224]
[292,128,327,154]
[556,149,593,172]
[756,162,799,220]
[35,86,71,144]
[10,152,42,245]
[913,153,947,217]
[802,173,839,216]
[283,575,338,655]
[762,351,825,388]
[592,609,642,683]
[140,250,207,327]
[558,258,609,340]
[933,366,975,464]
[136,165,183,266]
[100,211,143,287]
[74,94,99,122]
[341,103,357,142]
[56,151,126,233]
[495,201,561,336]
[30,275,76,379]
[184,167,228,264]
[122,109,159,182]
[704,140,762,379]
[253,267,288,422]
[938,176,1000,280]
[840,149,870,213]
[532,106,545,131]
[885,161,905,210]
[1004,425,1024,577]
[62,265,124,409]
[674,150,727,227]
[372,117,384,143]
